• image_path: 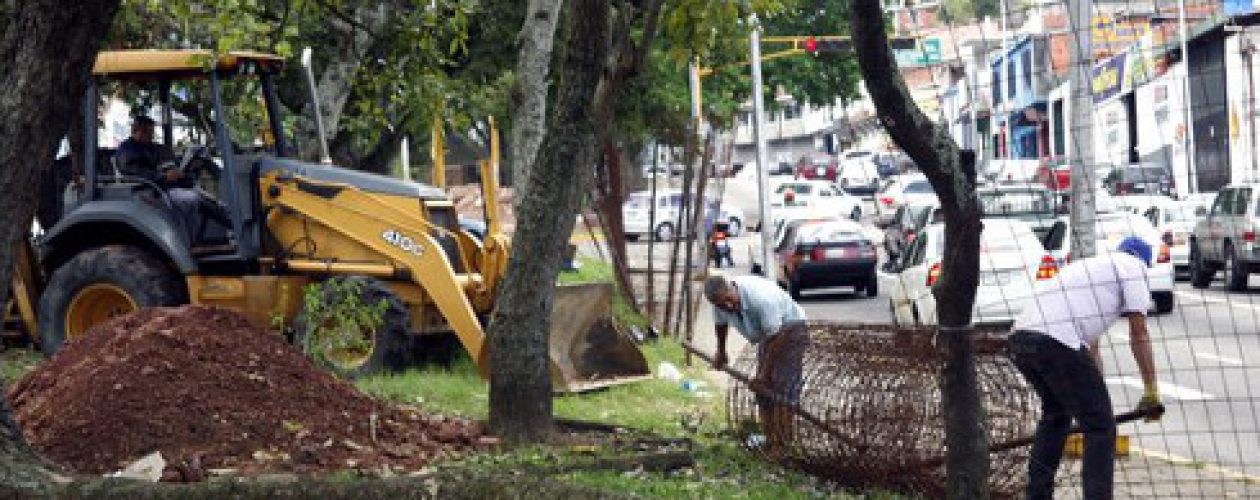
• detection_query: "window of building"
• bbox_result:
[1021,50,1032,91]
[1051,99,1065,156]
[783,103,803,121]
[993,67,1002,105]
[1007,59,1016,98]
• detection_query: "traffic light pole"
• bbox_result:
[749,16,776,276]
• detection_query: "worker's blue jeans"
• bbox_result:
[1009,330,1116,500]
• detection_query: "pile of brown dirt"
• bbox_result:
[8,306,486,478]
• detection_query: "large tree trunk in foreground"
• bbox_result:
[0,0,121,490]
[849,2,990,498]
[506,0,563,198]
[487,0,609,444]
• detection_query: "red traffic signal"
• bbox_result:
[805,36,818,53]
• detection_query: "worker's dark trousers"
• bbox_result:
[1009,330,1116,500]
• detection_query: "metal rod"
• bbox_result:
[987,405,1166,454]
[301,47,332,164]
[680,341,860,448]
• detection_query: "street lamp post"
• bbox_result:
[749,15,776,277]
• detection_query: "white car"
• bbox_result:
[837,151,881,197]
[874,174,936,225]
[879,219,1054,327]
[1042,211,1176,313]
[622,190,745,241]
[1125,197,1207,277]
[771,180,865,221]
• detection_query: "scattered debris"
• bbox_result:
[106,451,165,482]
[8,306,487,478]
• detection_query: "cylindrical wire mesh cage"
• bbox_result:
[726,322,1036,498]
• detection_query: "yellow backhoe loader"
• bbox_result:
[6,49,647,391]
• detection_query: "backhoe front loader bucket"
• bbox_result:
[549,283,650,392]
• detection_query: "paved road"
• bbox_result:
[587,217,1260,482]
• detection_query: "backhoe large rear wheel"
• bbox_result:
[38,246,185,356]
[292,276,410,379]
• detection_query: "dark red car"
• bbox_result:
[774,219,879,299]
[794,152,839,181]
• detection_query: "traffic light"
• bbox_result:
[800,36,853,54]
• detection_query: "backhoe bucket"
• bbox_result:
[549,283,650,392]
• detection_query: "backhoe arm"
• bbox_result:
[263,173,491,376]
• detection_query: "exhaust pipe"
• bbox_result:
[300,47,333,164]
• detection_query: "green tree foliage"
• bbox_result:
[107,0,505,172]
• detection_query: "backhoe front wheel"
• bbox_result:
[38,246,186,356]
[292,276,411,379]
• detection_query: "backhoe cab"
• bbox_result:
[9,49,647,390]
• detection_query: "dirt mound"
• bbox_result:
[8,306,485,477]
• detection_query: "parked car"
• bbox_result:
[837,151,882,197]
[622,190,744,241]
[1140,199,1207,278]
[874,173,936,226]
[794,152,839,181]
[883,202,942,262]
[1034,163,1072,194]
[977,183,1060,238]
[879,219,1054,327]
[1104,163,1173,196]
[1043,211,1176,313]
[1190,184,1260,291]
[772,180,865,221]
[872,151,910,178]
[772,219,879,299]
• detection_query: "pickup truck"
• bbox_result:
[1190,184,1260,291]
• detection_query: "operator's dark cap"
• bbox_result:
[132,115,156,127]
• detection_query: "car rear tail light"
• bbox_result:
[1246,230,1257,243]
[810,247,826,262]
[1158,244,1171,264]
[880,197,895,205]
[1162,231,1174,246]
[926,262,942,286]
[1037,255,1059,280]
[859,244,877,258]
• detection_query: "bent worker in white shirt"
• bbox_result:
[1009,236,1163,500]
[704,274,807,455]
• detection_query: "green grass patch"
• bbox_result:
[356,356,489,418]
[0,347,43,384]
[357,340,710,435]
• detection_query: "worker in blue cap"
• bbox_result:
[1008,236,1163,500]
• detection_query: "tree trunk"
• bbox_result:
[848,2,990,498]
[487,0,609,444]
[594,142,639,314]
[506,0,564,201]
[0,0,120,489]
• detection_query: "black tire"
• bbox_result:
[292,276,411,379]
[1153,291,1175,315]
[654,222,675,242]
[38,245,185,356]
[625,234,641,242]
[1224,244,1249,292]
[1190,244,1213,289]
[864,275,879,298]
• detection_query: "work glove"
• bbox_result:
[1136,387,1164,422]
